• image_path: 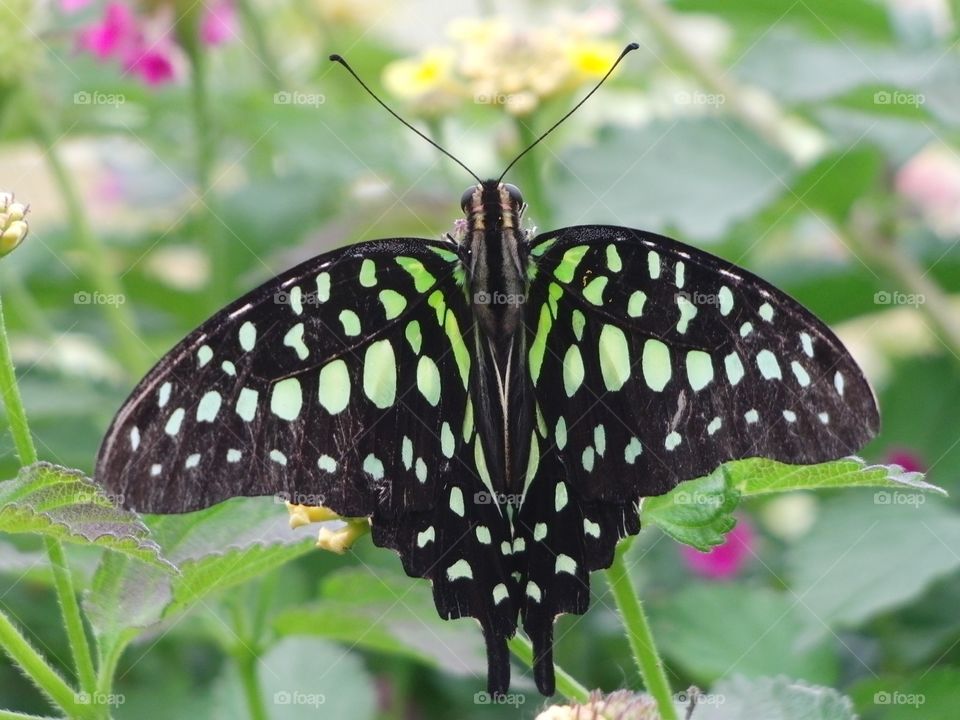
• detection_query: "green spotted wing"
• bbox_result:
[95,238,520,692]
[512,225,878,691]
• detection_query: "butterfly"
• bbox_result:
[95,47,879,697]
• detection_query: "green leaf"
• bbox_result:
[273,566,487,677]
[777,147,884,224]
[643,468,738,551]
[849,668,960,720]
[828,85,936,122]
[786,493,960,629]
[255,637,378,720]
[0,462,170,568]
[726,457,945,497]
[652,584,837,686]
[673,0,894,42]
[84,497,317,645]
[690,675,856,719]
[552,119,793,240]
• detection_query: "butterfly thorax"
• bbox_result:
[461,180,533,495]
[464,181,528,342]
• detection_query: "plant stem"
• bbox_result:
[187,44,227,310]
[229,600,268,720]
[0,295,36,465]
[512,120,553,230]
[0,608,91,719]
[845,215,960,361]
[235,648,268,720]
[0,709,63,719]
[25,93,150,377]
[43,538,99,702]
[235,0,283,91]
[507,635,590,703]
[605,538,678,720]
[0,293,99,707]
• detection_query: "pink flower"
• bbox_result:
[77,0,236,86]
[681,515,755,580]
[78,2,139,59]
[126,48,176,85]
[200,0,236,46]
[896,143,960,237]
[886,448,926,473]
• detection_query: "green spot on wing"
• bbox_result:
[378,289,407,320]
[529,304,552,384]
[444,311,470,388]
[553,245,590,284]
[429,246,459,264]
[395,256,436,293]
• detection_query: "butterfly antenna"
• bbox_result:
[497,42,639,183]
[330,54,483,185]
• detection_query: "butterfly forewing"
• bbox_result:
[524,225,878,502]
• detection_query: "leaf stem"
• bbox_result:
[25,92,150,377]
[235,0,283,91]
[186,43,227,310]
[605,537,678,720]
[0,294,36,465]
[0,709,63,719]
[0,608,91,719]
[507,635,590,703]
[229,601,268,720]
[0,294,99,705]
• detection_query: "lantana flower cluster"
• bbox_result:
[382,10,623,116]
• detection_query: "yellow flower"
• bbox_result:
[285,501,369,554]
[383,11,623,117]
[382,48,461,114]
[567,39,622,81]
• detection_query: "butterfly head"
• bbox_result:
[460,180,525,235]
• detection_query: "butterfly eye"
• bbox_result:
[460,187,477,212]
[503,183,524,207]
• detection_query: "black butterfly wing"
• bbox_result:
[515,224,878,692]
[96,238,518,692]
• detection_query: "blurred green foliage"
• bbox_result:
[1,0,960,718]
